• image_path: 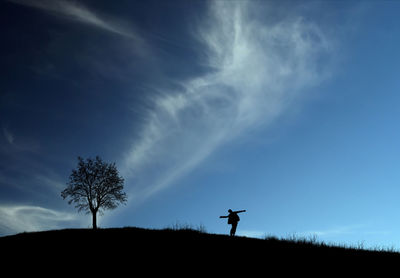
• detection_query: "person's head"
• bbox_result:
[228,209,232,213]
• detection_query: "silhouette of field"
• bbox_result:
[2,227,399,274]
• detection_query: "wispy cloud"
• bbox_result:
[0,126,39,154]
[8,0,135,38]
[297,224,395,248]
[0,205,80,235]
[300,224,365,238]
[237,230,267,239]
[122,1,335,203]
[2,128,14,145]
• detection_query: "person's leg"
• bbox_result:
[230,223,237,236]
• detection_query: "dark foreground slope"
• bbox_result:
[1,227,399,274]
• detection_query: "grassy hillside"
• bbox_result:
[2,227,399,274]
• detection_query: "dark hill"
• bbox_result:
[1,227,399,274]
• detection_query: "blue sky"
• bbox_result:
[2,0,400,248]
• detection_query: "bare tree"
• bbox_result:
[61,156,127,229]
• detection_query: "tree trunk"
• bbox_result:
[92,210,97,230]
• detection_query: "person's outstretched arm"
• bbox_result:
[219,215,228,218]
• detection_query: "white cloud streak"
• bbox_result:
[122,1,334,204]
[0,205,80,236]
[8,0,135,38]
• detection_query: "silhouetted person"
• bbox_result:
[219,209,246,236]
